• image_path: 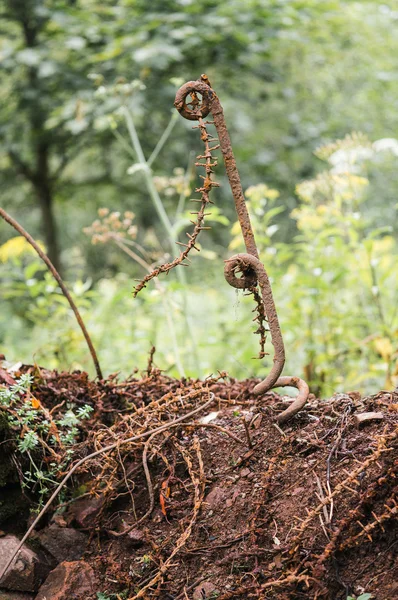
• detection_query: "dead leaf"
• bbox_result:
[160,480,170,517]
[31,397,41,409]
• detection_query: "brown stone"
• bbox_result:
[0,369,15,386]
[35,561,96,600]
[34,526,88,563]
[193,581,218,600]
[126,529,145,547]
[204,487,225,510]
[252,414,263,429]
[66,495,104,528]
[292,486,305,496]
[0,535,51,592]
[354,412,384,426]
[346,391,362,402]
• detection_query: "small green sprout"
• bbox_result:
[0,374,94,505]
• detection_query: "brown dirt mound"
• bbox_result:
[0,366,397,599]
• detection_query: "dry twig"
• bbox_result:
[0,207,103,379]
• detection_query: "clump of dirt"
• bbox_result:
[0,365,397,600]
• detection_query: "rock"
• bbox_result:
[34,526,88,563]
[66,495,104,528]
[200,411,219,424]
[0,535,51,592]
[35,561,96,600]
[126,529,145,547]
[51,514,67,528]
[193,581,218,599]
[225,490,240,508]
[346,391,362,402]
[0,369,16,386]
[354,412,384,426]
[204,487,225,510]
[252,414,263,429]
[0,592,34,599]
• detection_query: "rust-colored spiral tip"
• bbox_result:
[224,255,258,290]
[174,76,215,121]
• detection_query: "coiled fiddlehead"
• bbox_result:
[175,75,309,423]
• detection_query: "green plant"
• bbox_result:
[229,133,398,395]
[1,374,93,503]
[139,554,152,566]
[347,593,372,600]
[0,209,102,378]
[91,78,201,376]
[83,207,187,376]
[85,76,234,377]
[289,134,398,393]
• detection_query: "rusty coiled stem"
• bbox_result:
[175,76,309,423]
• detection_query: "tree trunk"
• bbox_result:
[35,182,60,272]
[35,144,61,272]
[11,2,62,272]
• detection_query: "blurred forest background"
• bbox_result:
[1,0,398,396]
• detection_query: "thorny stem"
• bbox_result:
[121,105,200,372]
[173,75,310,421]
[0,207,103,379]
[224,252,285,392]
[133,115,219,295]
[0,393,215,584]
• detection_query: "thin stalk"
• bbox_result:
[162,293,186,378]
[369,256,387,333]
[113,237,186,377]
[116,236,152,263]
[112,236,153,273]
[123,106,173,235]
[121,106,200,372]
[175,150,194,219]
[0,207,103,379]
[147,111,179,167]
[111,127,137,161]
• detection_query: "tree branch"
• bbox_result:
[8,149,37,184]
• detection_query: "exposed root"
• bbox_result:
[1,368,397,599]
[0,392,215,584]
[128,436,206,599]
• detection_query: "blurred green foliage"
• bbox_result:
[1,0,398,395]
